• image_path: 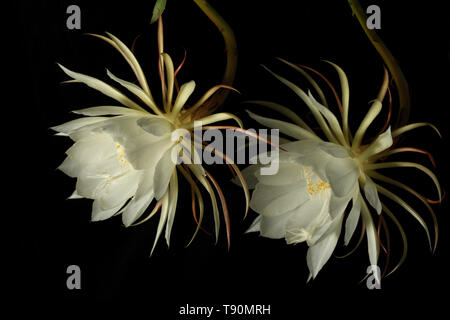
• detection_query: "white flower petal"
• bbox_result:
[255,161,305,186]
[65,134,116,164]
[73,106,146,116]
[91,199,125,222]
[281,141,332,182]
[325,158,359,197]
[90,117,172,171]
[306,216,334,246]
[317,142,350,158]
[68,115,142,141]
[281,139,323,155]
[137,117,174,137]
[306,213,343,279]
[68,190,83,199]
[361,198,379,266]
[76,175,108,199]
[363,126,393,157]
[99,171,140,209]
[62,149,127,179]
[344,195,361,245]
[364,176,382,214]
[328,191,353,218]
[250,181,309,217]
[260,211,296,239]
[58,156,82,178]
[245,215,262,233]
[285,196,330,244]
[51,117,108,135]
[286,196,328,235]
[122,172,155,227]
[153,145,177,200]
[165,171,178,246]
[127,137,173,170]
[151,192,170,255]
[233,164,261,189]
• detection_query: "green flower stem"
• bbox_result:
[347,0,410,129]
[193,0,237,111]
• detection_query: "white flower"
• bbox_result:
[53,20,247,253]
[245,142,344,278]
[244,59,441,279]
[53,112,175,227]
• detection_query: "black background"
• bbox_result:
[15,0,449,316]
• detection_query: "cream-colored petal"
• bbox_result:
[171,80,196,117]
[245,215,262,233]
[68,115,142,141]
[255,161,305,186]
[306,213,343,279]
[165,171,178,246]
[364,176,382,214]
[65,134,116,164]
[325,158,359,197]
[58,64,145,112]
[72,106,146,116]
[102,32,152,99]
[76,175,108,199]
[106,69,161,114]
[317,142,350,158]
[153,145,177,200]
[344,194,361,245]
[360,196,379,267]
[260,211,296,239]
[250,181,309,217]
[99,171,140,209]
[51,117,108,135]
[137,117,174,137]
[122,172,154,227]
[92,116,172,170]
[280,141,332,181]
[151,191,169,255]
[360,127,393,160]
[68,190,83,199]
[234,164,261,190]
[91,199,125,222]
[308,91,345,145]
[125,135,173,170]
[281,139,323,155]
[328,191,353,219]
[58,156,83,178]
[285,196,330,244]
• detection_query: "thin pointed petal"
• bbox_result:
[262,65,337,143]
[171,80,196,117]
[376,184,432,250]
[150,191,169,256]
[244,100,315,133]
[364,176,382,214]
[165,171,178,247]
[57,64,145,112]
[106,69,161,114]
[246,110,320,141]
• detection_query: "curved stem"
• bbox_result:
[193,0,237,111]
[347,0,410,129]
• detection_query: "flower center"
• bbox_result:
[304,168,331,195]
[115,144,129,168]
